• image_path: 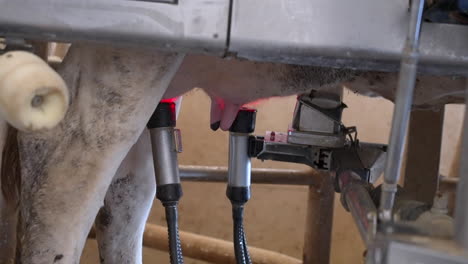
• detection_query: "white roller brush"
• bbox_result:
[0,51,69,132]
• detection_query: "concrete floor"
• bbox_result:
[81,88,464,264]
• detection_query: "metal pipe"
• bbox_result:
[149,127,180,185]
[228,133,251,187]
[345,183,377,244]
[454,82,468,250]
[379,0,425,221]
[338,171,377,244]
[178,165,322,186]
[148,101,184,264]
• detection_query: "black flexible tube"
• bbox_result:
[165,204,184,264]
[242,233,252,264]
[232,204,252,264]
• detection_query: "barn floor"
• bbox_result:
[80,88,464,264]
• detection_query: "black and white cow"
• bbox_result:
[0,42,464,264]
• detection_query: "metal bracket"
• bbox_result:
[0,37,33,55]
[250,134,327,169]
[249,93,387,176]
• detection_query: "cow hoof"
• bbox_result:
[0,51,69,132]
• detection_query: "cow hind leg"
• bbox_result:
[0,120,18,264]
[16,44,183,264]
[95,129,155,264]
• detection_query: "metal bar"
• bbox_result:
[454,82,468,250]
[230,0,468,75]
[1,1,468,74]
[227,133,251,187]
[346,186,376,244]
[179,165,321,186]
[338,171,377,244]
[403,108,445,205]
[0,0,230,56]
[379,0,425,221]
[303,174,334,264]
[149,128,180,185]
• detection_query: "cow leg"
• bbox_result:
[0,193,16,264]
[0,120,17,264]
[0,200,16,264]
[17,44,183,264]
[95,129,155,264]
[0,185,17,264]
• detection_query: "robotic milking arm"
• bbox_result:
[146,88,387,264]
[146,1,468,263]
[147,71,458,264]
[147,68,460,264]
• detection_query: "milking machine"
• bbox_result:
[240,87,464,263]
[2,0,468,263]
[226,108,257,264]
[215,87,388,263]
[143,0,467,262]
[147,100,184,264]
[147,102,258,264]
[238,1,467,263]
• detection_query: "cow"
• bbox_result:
[0,42,465,264]
[165,54,465,131]
[1,43,184,263]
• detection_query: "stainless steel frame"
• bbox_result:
[0,0,230,56]
[1,1,467,262]
[149,127,181,185]
[227,133,251,187]
[1,0,468,75]
[379,0,425,222]
[230,0,468,75]
[179,165,320,186]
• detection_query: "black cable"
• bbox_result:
[232,204,252,264]
[164,203,184,264]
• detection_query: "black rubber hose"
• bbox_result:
[164,204,184,264]
[242,233,252,264]
[232,204,252,264]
